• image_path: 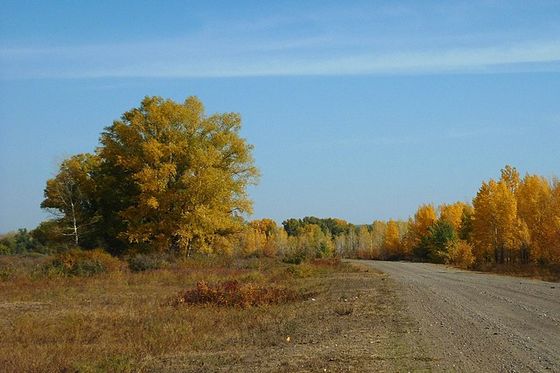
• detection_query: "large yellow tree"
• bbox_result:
[516,174,551,262]
[472,180,520,264]
[44,96,259,256]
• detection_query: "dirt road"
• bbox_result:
[359,260,560,372]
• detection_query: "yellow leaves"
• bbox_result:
[91,96,258,255]
[469,168,560,265]
[383,220,401,257]
[472,179,519,261]
[141,138,164,163]
[439,202,468,231]
[146,197,159,209]
[414,204,437,233]
[404,204,437,252]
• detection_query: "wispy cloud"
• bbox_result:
[2,1,560,79]
[2,38,559,79]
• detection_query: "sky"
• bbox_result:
[1,0,559,232]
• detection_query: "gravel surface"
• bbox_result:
[359,260,560,372]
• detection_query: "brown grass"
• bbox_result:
[474,262,560,282]
[0,255,357,372]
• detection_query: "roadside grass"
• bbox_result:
[0,255,357,372]
[474,262,560,282]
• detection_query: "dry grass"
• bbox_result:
[475,262,560,282]
[0,255,360,372]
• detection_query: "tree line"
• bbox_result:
[234,165,559,269]
[1,96,558,272]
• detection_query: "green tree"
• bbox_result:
[426,220,457,263]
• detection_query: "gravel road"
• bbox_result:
[359,261,560,372]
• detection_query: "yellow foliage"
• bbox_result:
[448,240,475,269]
[439,202,469,231]
[383,220,401,258]
[403,204,436,253]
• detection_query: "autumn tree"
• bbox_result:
[243,219,285,257]
[383,220,401,259]
[404,204,437,259]
[41,96,258,256]
[41,153,100,247]
[356,225,373,258]
[439,202,469,232]
[545,180,560,263]
[516,174,551,263]
[472,179,521,264]
[97,96,259,255]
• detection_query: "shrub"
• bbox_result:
[44,249,122,277]
[311,257,341,267]
[0,243,11,256]
[282,252,305,265]
[448,240,475,269]
[173,280,307,308]
[127,254,166,272]
[286,263,316,278]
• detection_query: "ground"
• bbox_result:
[2,257,558,372]
[0,257,427,372]
[359,260,560,372]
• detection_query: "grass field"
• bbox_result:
[1,255,424,372]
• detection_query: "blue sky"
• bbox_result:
[1,0,559,232]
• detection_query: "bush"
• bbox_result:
[282,252,305,265]
[127,254,166,272]
[44,249,122,277]
[286,263,316,278]
[0,243,12,255]
[448,240,475,269]
[173,280,307,308]
[311,257,341,267]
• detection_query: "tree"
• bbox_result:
[383,220,401,259]
[0,229,42,254]
[371,220,387,257]
[96,96,259,256]
[426,220,457,263]
[41,96,258,256]
[544,180,560,264]
[516,174,552,263]
[500,165,520,194]
[405,204,437,258]
[357,225,372,258]
[439,202,469,232]
[282,218,302,236]
[41,154,100,247]
[472,180,519,264]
